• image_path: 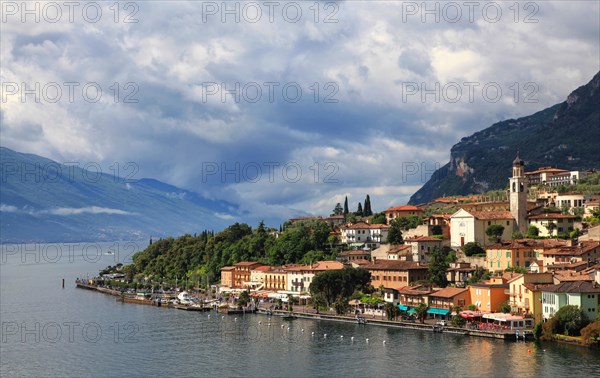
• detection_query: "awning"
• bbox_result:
[427,308,450,315]
[408,308,416,314]
[398,304,410,311]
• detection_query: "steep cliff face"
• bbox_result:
[409,71,600,204]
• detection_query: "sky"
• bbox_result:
[1,0,599,225]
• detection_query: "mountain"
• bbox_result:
[409,71,600,204]
[0,147,240,243]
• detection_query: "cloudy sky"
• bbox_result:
[2,1,599,224]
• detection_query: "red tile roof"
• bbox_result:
[385,205,424,212]
[362,260,427,270]
[429,287,469,298]
[542,281,600,293]
[468,210,514,220]
[529,213,577,220]
[404,236,442,242]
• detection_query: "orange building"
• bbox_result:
[468,276,510,312]
[384,205,424,223]
[220,266,235,287]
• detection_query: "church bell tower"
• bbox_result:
[509,152,528,234]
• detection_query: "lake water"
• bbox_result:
[1,243,599,377]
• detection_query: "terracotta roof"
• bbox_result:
[553,270,593,282]
[525,167,569,175]
[341,222,390,230]
[350,259,371,266]
[523,283,553,291]
[404,236,442,242]
[398,284,434,295]
[387,245,411,254]
[362,260,428,271]
[312,261,344,271]
[542,281,600,293]
[338,250,371,256]
[429,287,468,298]
[221,266,236,271]
[487,239,566,250]
[327,215,345,219]
[233,261,263,267]
[470,282,509,289]
[468,210,514,220]
[543,242,600,256]
[529,213,577,219]
[252,265,273,271]
[385,205,424,212]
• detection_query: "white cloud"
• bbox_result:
[1,1,598,225]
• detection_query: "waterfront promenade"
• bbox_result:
[76,281,525,341]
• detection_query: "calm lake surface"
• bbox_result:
[1,243,599,377]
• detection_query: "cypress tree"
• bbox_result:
[343,196,349,215]
[357,202,363,216]
[364,194,373,216]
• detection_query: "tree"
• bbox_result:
[356,202,363,216]
[542,305,590,338]
[428,246,450,287]
[580,321,600,346]
[462,242,485,257]
[527,225,539,237]
[499,301,511,313]
[414,302,429,323]
[333,295,350,315]
[363,195,373,216]
[505,266,528,274]
[343,196,349,215]
[485,225,505,243]
[309,267,371,308]
[237,290,250,307]
[332,203,343,216]
[371,212,386,224]
[387,222,404,245]
[392,216,422,231]
[384,302,400,320]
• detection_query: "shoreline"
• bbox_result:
[76,281,525,342]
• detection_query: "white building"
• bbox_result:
[404,236,443,262]
[340,222,390,248]
[450,209,515,247]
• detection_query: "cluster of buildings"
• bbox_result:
[220,261,345,299]
[219,155,599,324]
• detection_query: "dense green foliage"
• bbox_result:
[308,267,372,308]
[132,219,333,285]
[485,225,505,242]
[580,321,600,346]
[428,246,451,287]
[371,212,387,225]
[541,305,590,338]
[461,242,485,257]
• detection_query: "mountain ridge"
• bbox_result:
[0,147,240,243]
[409,71,600,204]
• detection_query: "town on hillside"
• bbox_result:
[216,154,600,342]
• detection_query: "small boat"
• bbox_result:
[281,313,297,320]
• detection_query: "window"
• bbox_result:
[488,221,491,226]
[507,221,510,226]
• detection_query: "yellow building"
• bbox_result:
[506,273,554,322]
[485,239,551,272]
[264,268,287,291]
